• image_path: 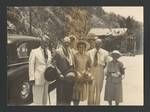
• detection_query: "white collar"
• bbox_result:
[94,48,101,52]
[39,46,48,51]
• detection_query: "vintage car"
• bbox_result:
[7,34,56,105]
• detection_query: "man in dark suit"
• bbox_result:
[53,36,75,105]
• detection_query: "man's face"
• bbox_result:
[112,54,119,61]
[70,39,75,48]
[64,41,70,48]
[41,38,49,49]
[95,41,102,50]
[51,48,56,57]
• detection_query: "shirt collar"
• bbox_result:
[94,48,101,52]
[39,46,48,51]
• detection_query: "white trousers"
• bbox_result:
[32,82,50,105]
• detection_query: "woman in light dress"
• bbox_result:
[72,40,93,105]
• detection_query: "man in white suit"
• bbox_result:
[88,38,111,105]
[29,35,52,105]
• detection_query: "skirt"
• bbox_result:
[73,82,88,101]
[104,77,123,102]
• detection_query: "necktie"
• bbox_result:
[43,48,48,61]
[94,50,98,66]
[63,47,69,58]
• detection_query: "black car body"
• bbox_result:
[7,34,56,105]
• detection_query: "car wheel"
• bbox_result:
[17,81,33,104]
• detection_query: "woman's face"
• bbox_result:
[51,48,56,57]
[112,54,119,60]
[78,44,86,54]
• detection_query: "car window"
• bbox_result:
[17,43,29,59]
[7,44,18,64]
[7,40,40,65]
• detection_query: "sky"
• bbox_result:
[102,7,143,23]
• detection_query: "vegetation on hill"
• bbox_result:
[7,7,143,53]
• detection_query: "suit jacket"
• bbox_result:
[54,46,74,76]
[87,48,111,66]
[29,46,52,85]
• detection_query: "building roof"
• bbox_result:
[87,28,127,39]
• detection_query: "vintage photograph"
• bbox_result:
[7,6,143,106]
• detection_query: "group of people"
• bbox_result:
[29,34,125,106]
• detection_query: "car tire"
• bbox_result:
[16,81,33,104]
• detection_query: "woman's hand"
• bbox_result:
[77,72,82,78]
[117,72,121,76]
[29,80,35,86]
[111,73,117,77]
[87,73,92,77]
[88,76,94,84]
[112,72,120,77]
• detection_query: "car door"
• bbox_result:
[7,41,37,105]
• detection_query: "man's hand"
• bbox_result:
[29,80,35,86]
[88,76,94,84]
[59,74,64,80]
[122,75,125,79]
[52,60,57,67]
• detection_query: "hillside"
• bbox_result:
[7,6,143,47]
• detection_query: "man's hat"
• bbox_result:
[95,38,102,44]
[44,66,60,81]
[94,36,99,40]
[63,36,71,43]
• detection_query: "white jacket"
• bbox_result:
[87,48,111,66]
[29,46,52,85]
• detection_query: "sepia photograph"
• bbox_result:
[7,6,143,106]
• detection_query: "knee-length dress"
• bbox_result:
[73,52,91,101]
[104,60,125,103]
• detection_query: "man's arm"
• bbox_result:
[120,62,125,75]
[29,50,36,83]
